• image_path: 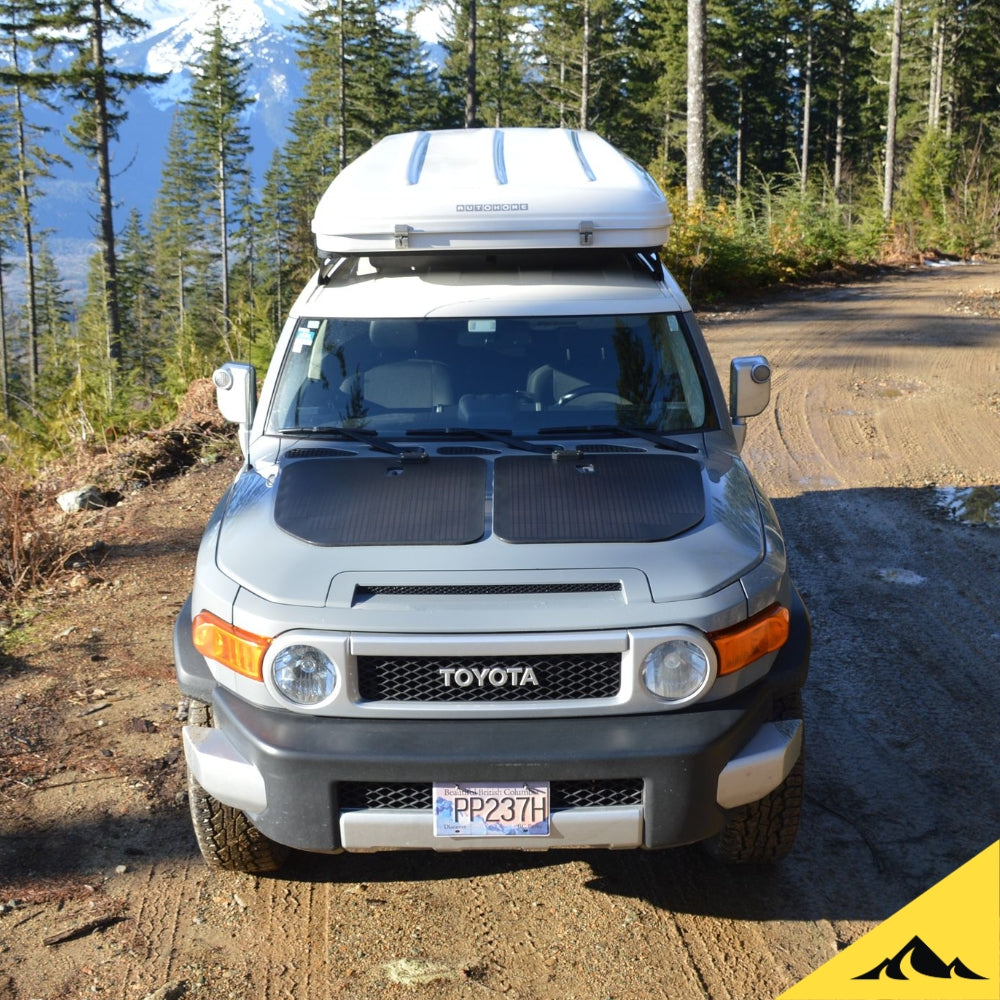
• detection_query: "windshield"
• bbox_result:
[267,313,713,438]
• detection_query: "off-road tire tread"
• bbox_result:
[704,691,804,864]
[186,700,289,874]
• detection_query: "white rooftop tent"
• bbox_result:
[311,128,673,255]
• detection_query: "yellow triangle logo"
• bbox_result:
[779,840,999,1000]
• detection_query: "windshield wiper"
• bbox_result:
[538,424,700,454]
[281,425,428,460]
[406,427,579,457]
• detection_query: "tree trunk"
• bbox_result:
[580,0,591,129]
[338,0,346,168]
[928,13,941,131]
[883,0,903,221]
[686,0,705,204]
[12,72,38,395]
[88,0,122,367]
[559,58,567,127]
[0,250,9,419]
[218,131,230,337]
[834,51,846,201]
[465,0,477,127]
[800,10,813,194]
[736,83,744,197]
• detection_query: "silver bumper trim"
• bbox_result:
[716,719,802,809]
[183,725,268,816]
[339,806,643,851]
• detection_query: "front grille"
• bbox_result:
[339,780,643,812]
[356,653,621,702]
[340,783,431,811]
[357,582,622,597]
[576,443,645,454]
[554,780,644,809]
[283,447,356,458]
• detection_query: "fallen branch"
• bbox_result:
[43,914,126,946]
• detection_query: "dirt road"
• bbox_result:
[2,262,999,1000]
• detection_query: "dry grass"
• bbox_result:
[0,466,81,606]
[0,378,234,610]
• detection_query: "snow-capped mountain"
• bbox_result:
[110,0,311,109]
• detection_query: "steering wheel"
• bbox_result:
[555,385,626,406]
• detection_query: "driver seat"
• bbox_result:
[525,364,588,406]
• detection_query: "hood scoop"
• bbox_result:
[275,457,487,546]
[493,454,704,543]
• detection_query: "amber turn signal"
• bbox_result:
[192,610,270,682]
[710,604,790,676]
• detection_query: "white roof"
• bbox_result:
[298,261,686,319]
[312,128,672,254]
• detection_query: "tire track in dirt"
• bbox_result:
[463,873,528,994]
[118,859,188,991]
[624,852,806,1000]
[710,267,1000,498]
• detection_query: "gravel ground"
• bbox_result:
[1,261,998,1000]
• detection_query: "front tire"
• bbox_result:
[186,700,289,874]
[704,691,804,864]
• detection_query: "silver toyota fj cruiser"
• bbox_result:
[174,128,810,873]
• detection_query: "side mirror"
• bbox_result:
[213,362,257,424]
[729,355,772,450]
[213,362,257,458]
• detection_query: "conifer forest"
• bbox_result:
[0,0,998,457]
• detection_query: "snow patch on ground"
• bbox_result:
[935,486,1000,528]
[877,568,927,585]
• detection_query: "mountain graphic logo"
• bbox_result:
[854,935,987,981]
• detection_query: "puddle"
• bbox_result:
[935,486,1000,528]
[852,375,927,399]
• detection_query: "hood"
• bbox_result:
[271,453,705,546]
[214,449,764,613]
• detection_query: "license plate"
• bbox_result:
[433,782,550,837]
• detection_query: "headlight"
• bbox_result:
[271,645,337,706]
[641,639,713,704]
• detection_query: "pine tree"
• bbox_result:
[282,0,440,278]
[183,4,254,342]
[709,0,796,194]
[394,9,446,130]
[340,0,417,149]
[438,0,536,127]
[33,237,75,415]
[437,0,476,127]
[150,113,215,387]
[228,169,268,362]
[62,251,118,442]
[0,0,66,399]
[283,0,348,271]
[813,0,872,202]
[258,150,298,344]
[117,207,166,399]
[530,0,636,134]
[48,0,164,377]
[632,0,688,180]
[0,87,17,419]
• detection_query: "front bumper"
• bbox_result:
[176,592,809,853]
